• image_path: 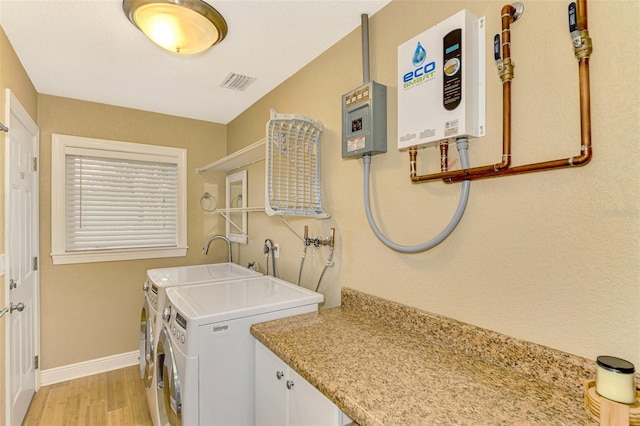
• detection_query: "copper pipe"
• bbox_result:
[411,4,517,184]
[411,78,512,182]
[411,87,513,180]
[413,1,593,184]
[446,0,592,182]
[439,142,449,172]
[447,56,592,181]
[501,5,516,61]
[409,146,417,179]
[500,80,512,169]
[578,0,588,31]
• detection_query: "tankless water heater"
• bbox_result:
[397,10,486,150]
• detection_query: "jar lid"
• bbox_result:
[597,355,636,374]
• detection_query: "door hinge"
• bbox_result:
[34,355,39,369]
[33,257,38,271]
[33,157,38,172]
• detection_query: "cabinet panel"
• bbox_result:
[288,368,344,426]
[255,341,288,426]
[255,341,350,426]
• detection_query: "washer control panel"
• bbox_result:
[148,284,159,310]
[167,304,188,347]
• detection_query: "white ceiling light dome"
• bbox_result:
[123,0,228,54]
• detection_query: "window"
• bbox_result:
[51,134,187,264]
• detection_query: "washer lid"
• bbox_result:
[166,276,323,325]
[147,262,261,288]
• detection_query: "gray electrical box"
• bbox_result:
[341,81,387,158]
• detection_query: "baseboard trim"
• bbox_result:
[40,350,139,386]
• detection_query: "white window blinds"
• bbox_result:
[64,154,178,251]
[51,134,187,264]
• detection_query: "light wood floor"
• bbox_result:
[23,365,153,426]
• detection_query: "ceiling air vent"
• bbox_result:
[220,73,256,91]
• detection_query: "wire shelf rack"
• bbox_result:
[265,109,329,218]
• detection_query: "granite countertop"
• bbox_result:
[251,288,600,425]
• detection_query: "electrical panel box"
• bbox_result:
[341,81,387,158]
[397,10,485,150]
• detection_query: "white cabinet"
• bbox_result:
[255,340,287,425]
[255,341,352,426]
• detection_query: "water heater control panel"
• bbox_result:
[397,10,485,150]
[341,81,387,158]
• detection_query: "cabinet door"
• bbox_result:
[288,368,344,426]
[255,342,288,426]
[256,340,349,426]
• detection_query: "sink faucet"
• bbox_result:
[202,235,232,262]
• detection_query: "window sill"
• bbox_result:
[50,246,188,265]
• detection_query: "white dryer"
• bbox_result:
[156,276,323,426]
[140,263,261,426]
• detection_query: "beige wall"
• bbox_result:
[228,0,640,369]
[0,24,38,421]
[2,14,229,384]
[37,95,227,369]
[0,0,637,398]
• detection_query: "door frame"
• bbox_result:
[4,89,40,424]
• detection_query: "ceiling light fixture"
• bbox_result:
[123,0,228,54]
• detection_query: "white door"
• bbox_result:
[5,89,39,426]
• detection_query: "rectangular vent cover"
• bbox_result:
[220,73,256,91]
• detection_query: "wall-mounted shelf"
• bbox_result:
[196,138,265,173]
[219,207,266,213]
[197,110,327,245]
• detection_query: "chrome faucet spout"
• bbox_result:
[202,235,232,262]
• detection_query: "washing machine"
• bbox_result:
[156,275,323,426]
[140,295,154,388]
[140,263,261,426]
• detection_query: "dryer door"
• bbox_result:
[157,326,182,426]
[140,298,154,387]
